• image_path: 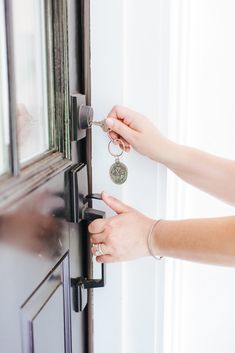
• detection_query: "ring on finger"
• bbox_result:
[93,243,105,257]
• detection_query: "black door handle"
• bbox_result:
[83,198,106,289]
[71,201,106,312]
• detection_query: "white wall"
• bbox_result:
[91,1,235,353]
[90,2,125,352]
[164,1,235,353]
[90,1,168,353]
[122,2,170,353]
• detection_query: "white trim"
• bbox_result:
[163,1,191,353]
[90,2,126,353]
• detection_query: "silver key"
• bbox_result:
[92,119,108,132]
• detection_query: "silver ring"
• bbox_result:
[94,243,105,256]
[108,139,124,157]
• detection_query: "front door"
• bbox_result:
[0,1,101,352]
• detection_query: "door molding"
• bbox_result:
[0,152,71,208]
[21,253,72,353]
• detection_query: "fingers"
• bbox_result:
[91,243,112,256]
[88,218,106,234]
[96,255,114,263]
[107,105,141,128]
[108,132,131,152]
[101,192,130,214]
[106,117,136,145]
[90,232,106,244]
[88,192,134,263]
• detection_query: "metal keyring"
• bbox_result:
[108,139,125,157]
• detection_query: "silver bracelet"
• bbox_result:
[147,219,163,260]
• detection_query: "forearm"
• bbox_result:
[159,141,235,205]
[105,106,235,204]
[153,216,235,266]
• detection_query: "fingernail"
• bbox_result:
[102,191,109,198]
[106,118,114,127]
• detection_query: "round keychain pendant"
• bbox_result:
[110,158,128,185]
[108,139,128,185]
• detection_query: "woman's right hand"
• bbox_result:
[105,105,171,162]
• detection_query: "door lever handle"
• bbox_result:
[71,206,106,312]
[83,207,104,222]
[83,201,106,289]
[85,193,102,201]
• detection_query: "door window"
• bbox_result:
[12,0,49,163]
[0,0,70,180]
[0,0,10,175]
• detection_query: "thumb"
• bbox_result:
[106,118,134,144]
[102,192,130,214]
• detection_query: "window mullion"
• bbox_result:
[4,0,19,176]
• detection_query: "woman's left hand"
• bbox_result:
[88,192,154,263]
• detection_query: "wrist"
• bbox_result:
[162,140,193,172]
[151,219,165,257]
[147,219,163,259]
[157,139,176,164]
[148,131,178,165]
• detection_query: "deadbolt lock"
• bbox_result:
[78,104,94,129]
[71,93,94,141]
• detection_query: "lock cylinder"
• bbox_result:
[78,104,94,129]
[71,93,94,141]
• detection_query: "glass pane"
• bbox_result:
[12,0,49,163]
[0,0,10,175]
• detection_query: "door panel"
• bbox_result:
[0,170,70,353]
[0,161,92,353]
[32,285,65,353]
[21,257,69,353]
[0,1,95,352]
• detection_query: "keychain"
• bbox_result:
[108,138,128,185]
[92,119,128,184]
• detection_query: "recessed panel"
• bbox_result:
[21,256,71,353]
[34,286,64,353]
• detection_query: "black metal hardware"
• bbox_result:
[78,105,94,129]
[67,165,106,312]
[65,163,88,223]
[71,253,106,313]
[85,193,102,201]
[83,260,106,289]
[84,207,104,222]
[71,207,106,312]
[71,277,88,313]
[66,163,104,224]
[71,93,94,141]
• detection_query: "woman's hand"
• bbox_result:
[88,192,154,263]
[105,105,171,162]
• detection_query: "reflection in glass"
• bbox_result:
[12,0,49,162]
[0,1,10,175]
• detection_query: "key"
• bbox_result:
[92,119,108,132]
